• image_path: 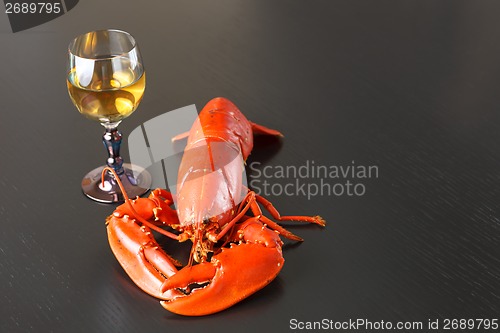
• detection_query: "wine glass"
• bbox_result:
[67,29,151,203]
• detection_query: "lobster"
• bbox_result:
[105,97,325,316]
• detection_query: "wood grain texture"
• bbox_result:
[1,0,499,331]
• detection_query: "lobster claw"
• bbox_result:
[106,215,183,300]
[160,242,284,316]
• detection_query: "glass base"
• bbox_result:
[81,163,152,203]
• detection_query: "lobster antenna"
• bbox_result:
[186,224,200,267]
[101,167,179,240]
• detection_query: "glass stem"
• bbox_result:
[103,126,124,174]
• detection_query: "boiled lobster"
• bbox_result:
[105,97,325,316]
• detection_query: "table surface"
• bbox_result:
[1,1,500,332]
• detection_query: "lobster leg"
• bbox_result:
[255,194,326,226]
[250,122,283,137]
[228,192,325,242]
[159,217,284,316]
[114,188,179,228]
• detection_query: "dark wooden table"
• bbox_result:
[1,1,499,332]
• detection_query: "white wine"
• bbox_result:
[67,58,145,123]
[67,29,152,203]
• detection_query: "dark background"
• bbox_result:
[1,1,499,332]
